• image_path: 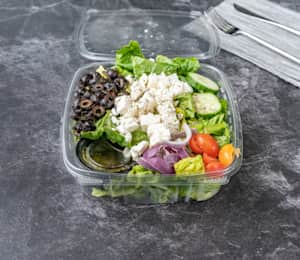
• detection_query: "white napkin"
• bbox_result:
[208,0,300,88]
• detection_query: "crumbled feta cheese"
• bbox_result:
[116,117,139,135]
[113,73,192,151]
[111,107,118,116]
[125,75,134,84]
[130,141,149,160]
[114,95,132,115]
[140,113,161,131]
[138,92,156,114]
[111,115,119,126]
[147,123,171,146]
[123,103,139,118]
[130,74,148,101]
[147,74,159,89]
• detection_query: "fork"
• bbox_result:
[209,9,300,66]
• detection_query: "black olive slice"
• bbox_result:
[94,83,105,92]
[92,105,105,118]
[79,99,93,109]
[114,77,126,90]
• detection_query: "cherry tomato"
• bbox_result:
[219,144,235,167]
[189,134,203,154]
[203,153,218,165]
[189,133,219,157]
[205,161,225,176]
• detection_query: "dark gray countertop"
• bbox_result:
[1,1,300,259]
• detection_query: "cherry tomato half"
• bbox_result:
[189,133,219,157]
[219,144,235,167]
[203,152,218,165]
[205,161,225,176]
[189,134,203,154]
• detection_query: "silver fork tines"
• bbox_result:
[210,9,239,34]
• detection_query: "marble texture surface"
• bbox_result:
[0,0,299,259]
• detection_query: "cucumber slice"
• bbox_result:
[193,93,222,116]
[187,72,219,92]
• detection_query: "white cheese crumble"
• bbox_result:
[147,123,171,146]
[130,141,149,161]
[113,73,192,151]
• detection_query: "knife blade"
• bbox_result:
[233,3,300,37]
[233,3,273,22]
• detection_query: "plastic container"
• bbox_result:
[62,9,243,204]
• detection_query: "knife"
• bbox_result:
[233,3,300,37]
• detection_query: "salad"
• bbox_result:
[71,41,239,203]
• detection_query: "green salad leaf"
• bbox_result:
[80,112,108,140]
[81,111,128,147]
[175,93,195,119]
[128,165,155,177]
[116,40,144,74]
[179,183,221,201]
[132,56,156,78]
[115,42,201,79]
[103,114,128,147]
[174,155,205,176]
[172,57,200,75]
[132,56,178,77]
[155,55,173,64]
[131,129,149,147]
[214,126,231,147]
[188,113,231,147]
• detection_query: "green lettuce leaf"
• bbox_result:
[179,183,221,201]
[116,40,144,74]
[214,126,231,147]
[115,42,200,78]
[155,55,174,64]
[132,56,178,77]
[130,129,149,147]
[174,155,205,176]
[128,165,153,176]
[175,93,195,119]
[153,62,178,75]
[188,114,231,146]
[132,56,156,78]
[172,57,200,75]
[80,111,128,147]
[127,165,160,188]
[80,112,108,140]
[103,114,128,147]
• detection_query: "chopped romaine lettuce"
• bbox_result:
[128,165,154,177]
[172,57,200,75]
[116,40,144,74]
[214,126,231,147]
[115,43,200,79]
[174,155,205,176]
[131,56,156,78]
[130,129,148,147]
[155,55,173,64]
[175,93,195,119]
[80,112,108,140]
[81,111,128,147]
[132,56,178,77]
[188,114,231,147]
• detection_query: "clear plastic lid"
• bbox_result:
[77,9,220,61]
